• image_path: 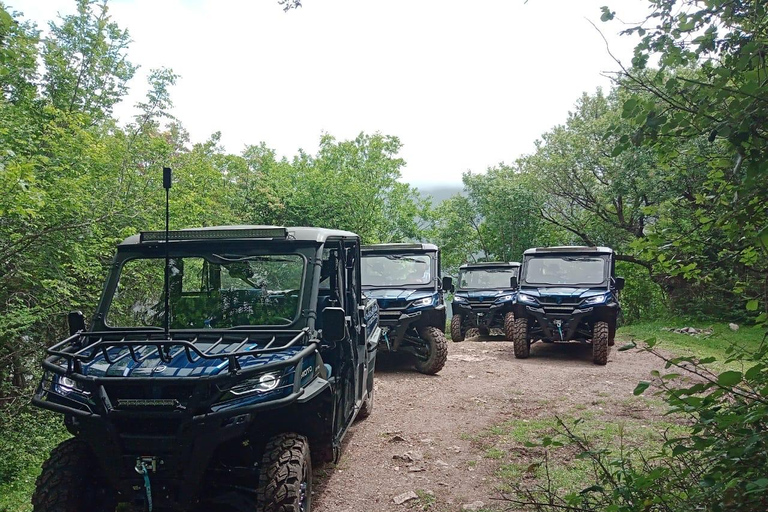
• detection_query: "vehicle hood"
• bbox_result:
[519,287,605,300]
[79,341,304,378]
[364,288,434,309]
[455,289,515,301]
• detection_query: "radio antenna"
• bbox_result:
[163,167,172,338]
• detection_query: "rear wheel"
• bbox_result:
[415,326,448,375]
[450,314,465,342]
[592,321,609,365]
[32,438,117,512]
[478,326,490,337]
[358,386,374,420]
[512,317,530,359]
[256,433,312,512]
[608,322,616,346]
[503,312,515,341]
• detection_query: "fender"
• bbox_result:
[297,376,331,404]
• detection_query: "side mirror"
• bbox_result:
[614,277,625,291]
[68,311,86,336]
[321,307,346,343]
[442,276,454,292]
[509,276,518,288]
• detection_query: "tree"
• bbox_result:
[41,0,136,121]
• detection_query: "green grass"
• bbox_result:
[482,321,766,498]
[488,413,689,495]
[618,321,765,371]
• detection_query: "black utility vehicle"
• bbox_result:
[509,246,624,365]
[31,226,379,512]
[450,262,520,342]
[361,243,451,374]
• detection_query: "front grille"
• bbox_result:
[538,296,580,306]
[467,299,493,312]
[111,417,184,437]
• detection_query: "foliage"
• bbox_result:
[602,0,768,318]
[0,3,428,505]
[506,335,768,512]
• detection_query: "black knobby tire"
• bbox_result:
[503,312,515,341]
[450,314,465,342]
[32,438,117,512]
[608,322,616,346]
[358,386,374,420]
[415,326,448,375]
[512,317,530,359]
[592,321,609,365]
[256,433,312,512]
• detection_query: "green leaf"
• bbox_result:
[717,371,742,387]
[746,299,759,311]
[634,381,651,395]
[618,342,636,351]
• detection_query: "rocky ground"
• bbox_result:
[312,334,667,512]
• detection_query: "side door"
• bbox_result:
[342,239,369,409]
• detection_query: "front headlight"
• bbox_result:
[581,294,608,307]
[54,375,90,396]
[228,371,282,396]
[518,293,539,305]
[410,296,435,308]
[495,294,514,303]
[453,296,468,303]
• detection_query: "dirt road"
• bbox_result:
[313,335,664,511]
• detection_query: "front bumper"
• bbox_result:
[452,302,510,327]
[32,343,326,507]
[524,306,592,341]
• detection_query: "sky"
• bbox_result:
[9,0,651,187]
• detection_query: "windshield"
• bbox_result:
[361,254,432,287]
[458,268,518,289]
[523,256,607,286]
[108,253,304,328]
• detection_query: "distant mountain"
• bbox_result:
[416,184,464,205]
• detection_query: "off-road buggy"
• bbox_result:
[31,226,379,512]
[509,246,624,365]
[450,262,520,342]
[361,243,451,375]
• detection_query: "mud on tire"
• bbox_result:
[592,321,609,365]
[450,314,465,342]
[32,438,116,512]
[415,326,448,374]
[503,312,515,341]
[257,433,312,512]
[512,317,530,359]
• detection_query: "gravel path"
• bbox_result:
[313,334,664,511]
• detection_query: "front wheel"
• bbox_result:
[503,312,515,341]
[592,321,609,365]
[257,433,312,512]
[32,438,117,512]
[415,326,448,375]
[512,317,530,359]
[450,314,465,342]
